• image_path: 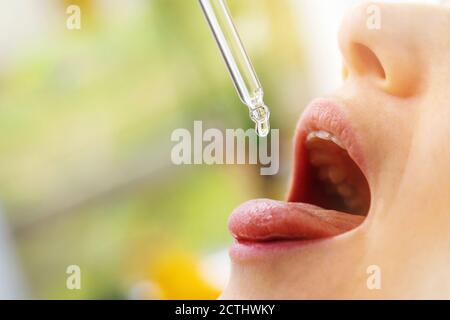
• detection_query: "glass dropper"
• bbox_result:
[198,0,271,137]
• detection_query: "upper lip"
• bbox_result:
[288,97,368,203]
[228,98,371,244]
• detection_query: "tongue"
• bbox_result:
[228,199,364,241]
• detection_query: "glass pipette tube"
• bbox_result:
[199,0,271,137]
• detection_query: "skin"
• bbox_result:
[221,3,450,299]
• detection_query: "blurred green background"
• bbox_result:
[0,0,354,299]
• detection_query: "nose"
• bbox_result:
[338,3,422,97]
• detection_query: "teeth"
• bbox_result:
[309,151,333,166]
[345,197,362,210]
[315,130,332,140]
[337,184,354,197]
[331,136,345,149]
[306,129,365,214]
[328,166,346,184]
[306,130,345,149]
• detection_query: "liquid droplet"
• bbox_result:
[249,104,270,137]
[255,119,270,137]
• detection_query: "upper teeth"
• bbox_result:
[306,130,345,149]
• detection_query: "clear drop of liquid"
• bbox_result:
[255,119,270,137]
[249,103,270,138]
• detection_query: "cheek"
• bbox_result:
[400,103,450,205]
[419,108,450,173]
[349,94,414,201]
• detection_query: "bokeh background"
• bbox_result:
[0,0,391,299]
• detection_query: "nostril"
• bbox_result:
[350,43,386,80]
[338,2,422,97]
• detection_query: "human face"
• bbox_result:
[222,2,450,299]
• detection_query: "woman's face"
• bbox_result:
[222,3,450,299]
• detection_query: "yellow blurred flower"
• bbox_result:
[150,250,221,300]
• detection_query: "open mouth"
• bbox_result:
[291,127,370,216]
[228,98,371,247]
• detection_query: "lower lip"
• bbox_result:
[229,238,330,260]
